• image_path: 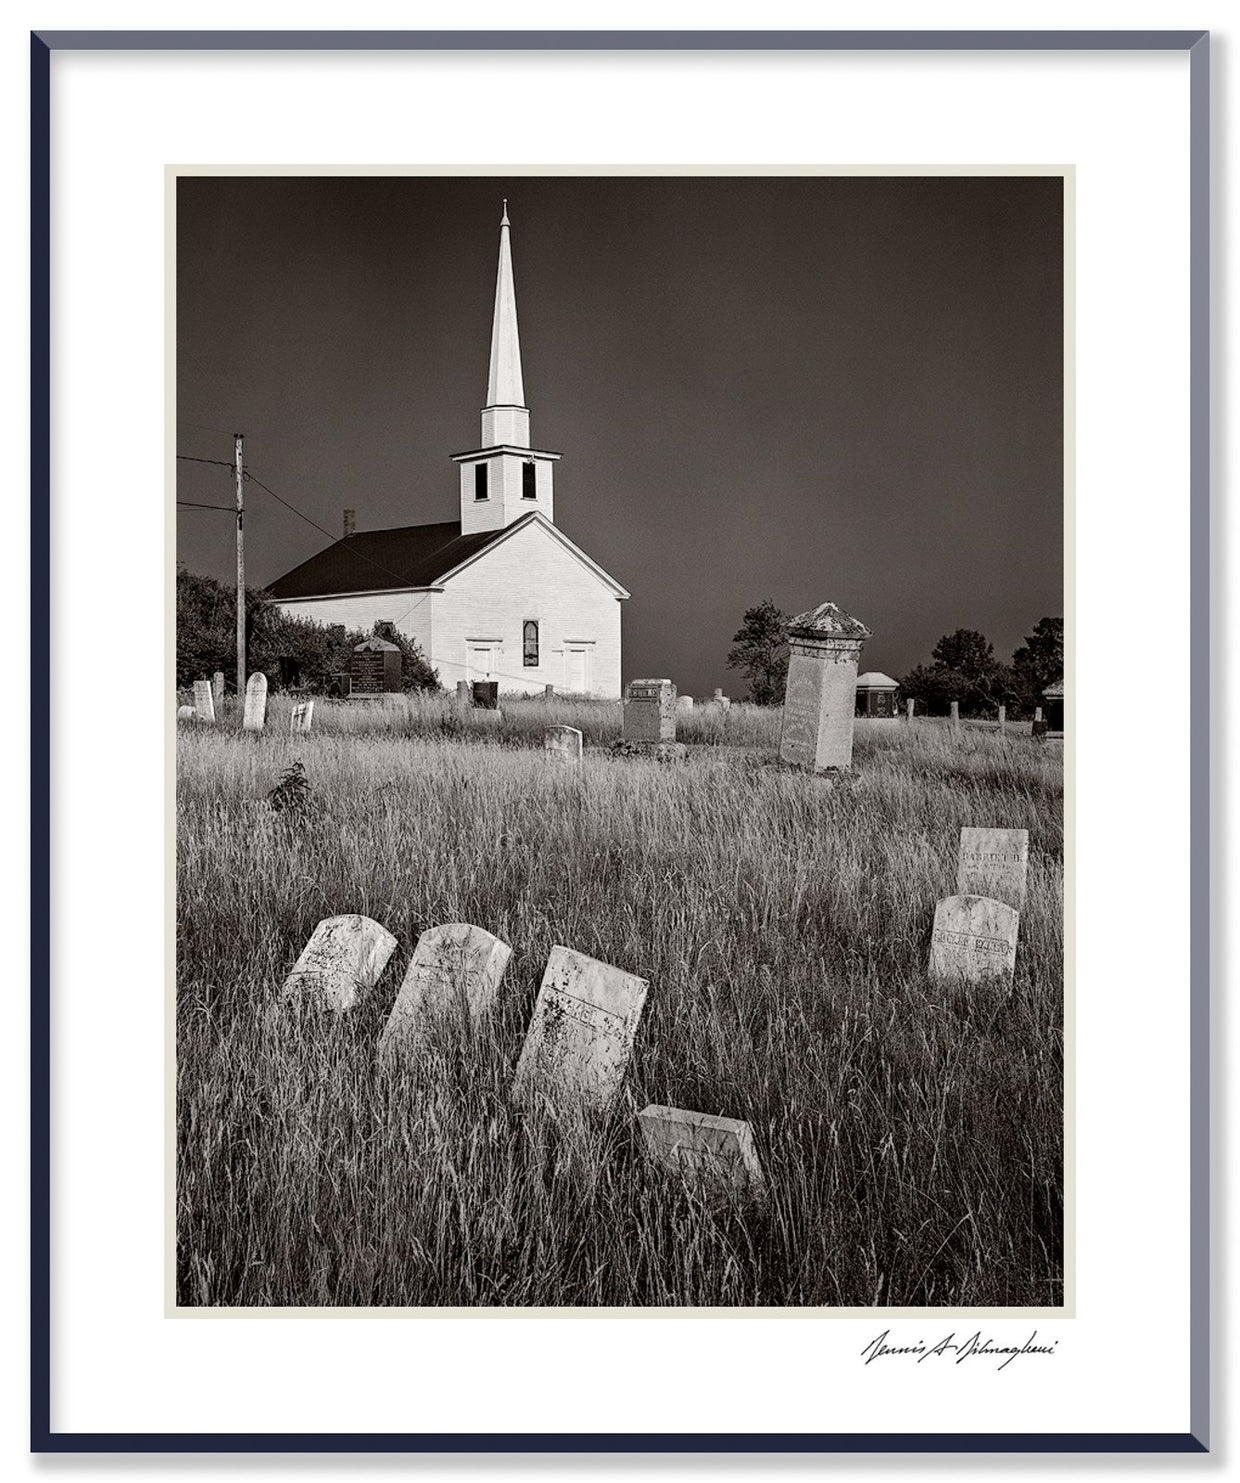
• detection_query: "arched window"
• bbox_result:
[523,620,539,667]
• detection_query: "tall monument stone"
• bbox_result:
[778,603,871,771]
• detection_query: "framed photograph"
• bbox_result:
[32,29,1209,1453]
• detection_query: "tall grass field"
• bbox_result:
[176,695,1064,1308]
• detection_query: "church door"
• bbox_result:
[467,644,497,682]
[564,646,589,694]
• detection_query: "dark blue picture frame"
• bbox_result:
[29,27,1211,1456]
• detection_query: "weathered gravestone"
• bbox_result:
[928,895,1019,986]
[676,696,694,713]
[778,603,871,772]
[351,637,402,695]
[378,924,511,1053]
[212,671,225,708]
[998,705,1007,737]
[712,689,731,711]
[472,681,499,710]
[637,1105,765,1194]
[950,700,961,737]
[957,827,1029,909]
[280,914,398,1011]
[544,725,583,765]
[290,700,314,735]
[544,683,556,697]
[176,705,196,722]
[243,672,268,731]
[512,946,649,1111]
[192,679,216,724]
[456,680,471,702]
[906,698,916,722]
[623,679,676,743]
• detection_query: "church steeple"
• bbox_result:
[453,204,561,536]
[485,200,526,426]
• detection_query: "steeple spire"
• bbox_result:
[486,202,525,412]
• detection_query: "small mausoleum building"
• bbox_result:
[854,671,899,718]
[267,207,629,697]
[1042,680,1065,732]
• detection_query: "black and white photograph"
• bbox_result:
[173,171,1065,1311]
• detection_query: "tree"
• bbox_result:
[726,600,789,705]
[1010,617,1064,717]
[899,627,1012,718]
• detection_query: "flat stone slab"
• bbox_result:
[929,895,1019,985]
[290,700,315,735]
[280,914,398,1011]
[512,946,649,1112]
[192,680,216,723]
[243,672,268,731]
[379,923,511,1053]
[637,1105,765,1193]
[957,827,1029,909]
[544,725,583,764]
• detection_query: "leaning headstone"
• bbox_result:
[192,679,216,724]
[177,705,196,722]
[957,827,1029,909]
[280,914,398,1011]
[512,946,649,1111]
[379,924,511,1053]
[637,1105,765,1194]
[623,679,676,743]
[778,603,871,772]
[290,700,314,735]
[212,671,225,708]
[243,672,268,731]
[929,895,1019,986]
[545,725,583,765]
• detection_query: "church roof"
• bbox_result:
[266,520,501,599]
[267,511,631,601]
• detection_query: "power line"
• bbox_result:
[177,500,234,511]
[177,454,235,471]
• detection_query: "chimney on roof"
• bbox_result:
[343,509,356,538]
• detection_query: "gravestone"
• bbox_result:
[906,698,916,721]
[280,914,398,1011]
[212,671,225,708]
[177,705,196,722]
[712,689,731,711]
[351,638,402,695]
[545,725,583,765]
[512,946,649,1111]
[957,827,1029,909]
[243,672,268,731]
[998,705,1007,737]
[950,700,961,736]
[637,1105,765,1194]
[623,679,676,743]
[472,681,499,710]
[778,603,871,772]
[290,700,315,735]
[929,895,1019,986]
[1034,706,1044,723]
[545,684,556,697]
[378,924,511,1053]
[192,679,216,724]
[676,696,694,713]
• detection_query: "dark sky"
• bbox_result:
[176,174,1063,694]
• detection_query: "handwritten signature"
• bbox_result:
[860,1329,1058,1372]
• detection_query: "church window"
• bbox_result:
[474,464,488,500]
[523,620,539,667]
[522,461,537,499]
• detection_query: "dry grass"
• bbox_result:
[176,699,1063,1308]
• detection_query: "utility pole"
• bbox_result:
[234,433,245,698]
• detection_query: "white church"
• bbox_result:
[268,206,629,697]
